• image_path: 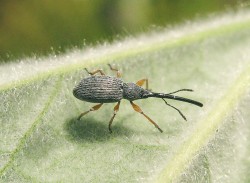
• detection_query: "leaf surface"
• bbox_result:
[1,11,250,183]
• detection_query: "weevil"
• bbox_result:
[73,64,203,133]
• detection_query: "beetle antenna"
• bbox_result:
[162,98,187,121]
[167,89,193,95]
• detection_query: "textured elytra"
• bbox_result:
[73,75,123,103]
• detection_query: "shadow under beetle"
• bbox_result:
[73,64,203,133]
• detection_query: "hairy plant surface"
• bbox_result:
[1,10,250,183]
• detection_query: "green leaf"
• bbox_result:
[1,11,250,182]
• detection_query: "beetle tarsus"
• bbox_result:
[108,102,120,134]
[108,63,121,78]
[109,128,113,134]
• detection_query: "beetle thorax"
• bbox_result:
[122,82,151,101]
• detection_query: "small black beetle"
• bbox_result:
[73,64,203,133]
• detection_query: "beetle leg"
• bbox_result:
[108,64,121,78]
[85,68,105,76]
[130,101,163,133]
[108,101,121,133]
[77,103,103,120]
[136,78,149,90]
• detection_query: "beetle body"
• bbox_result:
[73,66,203,133]
[73,75,151,103]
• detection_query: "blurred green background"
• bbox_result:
[0,0,248,62]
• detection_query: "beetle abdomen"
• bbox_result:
[73,76,123,103]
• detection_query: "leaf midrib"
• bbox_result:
[156,63,250,182]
